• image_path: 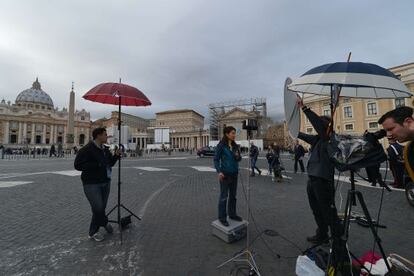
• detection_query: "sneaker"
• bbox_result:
[229,215,243,221]
[88,232,105,242]
[104,223,113,234]
[219,219,229,227]
[259,170,262,176]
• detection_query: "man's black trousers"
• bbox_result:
[307,176,340,238]
[294,158,305,173]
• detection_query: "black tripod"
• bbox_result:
[106,95,141,243]
[332,170,392,275]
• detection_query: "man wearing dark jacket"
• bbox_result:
[297,98,340,245]
[294,139,306,173]
[74,128,120,241]
[387,138,405,188]
[249,142,261,176]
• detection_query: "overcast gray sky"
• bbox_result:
[0,0,413,121]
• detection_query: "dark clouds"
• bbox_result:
[0,0,413,121]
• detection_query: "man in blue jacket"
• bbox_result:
[214,126,243,226]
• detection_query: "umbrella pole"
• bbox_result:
[107,95,142,244]
[118,96,122,243]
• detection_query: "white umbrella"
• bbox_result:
[288,62,411,98]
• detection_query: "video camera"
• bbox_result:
[242,119,258,131]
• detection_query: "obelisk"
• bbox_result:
[66,82,75,148]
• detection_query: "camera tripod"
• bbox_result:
[217,130,261,276]
[330,170,392,275]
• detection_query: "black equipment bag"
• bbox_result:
[327,132,387,172]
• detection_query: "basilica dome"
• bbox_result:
[15,78,54,108]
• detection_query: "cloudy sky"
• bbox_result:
[0,0,413,121]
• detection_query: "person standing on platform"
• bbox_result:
[214,126,243,227]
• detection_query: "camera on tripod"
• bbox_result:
[242,119,258,131]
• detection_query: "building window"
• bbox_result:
[323,109,330,116]
[81,116,85,121]
[343,106,353,118]
[57,136,63,143]
[395,98,405,108]
[343,98,351,103]
[79,134,85,145]
[368,122,378,129]
[344,124,354,131]
[306,127,313,134]
[10,134,17,144]
[367,102,377,115]
[35,135,42,144]
[46,138,50,144]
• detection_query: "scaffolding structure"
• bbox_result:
[208,98,267,141]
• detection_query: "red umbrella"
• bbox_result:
[83,81,151,243]
[83,82,151,106]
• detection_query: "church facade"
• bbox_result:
[0,78,91,149]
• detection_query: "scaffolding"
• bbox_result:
[208,98,267,140]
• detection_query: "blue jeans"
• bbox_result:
[83,182,110,236]
[250,158,261,175]
[218,174,238,220]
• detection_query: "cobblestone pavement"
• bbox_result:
[0,155,413,275]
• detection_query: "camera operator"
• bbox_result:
[379,106,414,184]
[74,128,120,242]
[296,97,340,245]
[378,106,414,143]
[214,126,243,227]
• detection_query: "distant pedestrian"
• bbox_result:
[294,139,306,173]
[249,142,261,176]
[57,143,63,157]
[265,145,273,175]
[270,145,283,182]
[387,138,405,188]
[74,127,120,242]
[365,164,386,187]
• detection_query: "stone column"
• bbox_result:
[86,127,90,144]
[18,122,23,144]
[50,125,54,144]
[63,126,67,144]
[42,124,47,144]
[31,123,35,144]
[144,138,147,149]
[4,121,9,144]
[22,123,27,144]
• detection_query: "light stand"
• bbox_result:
[217,129,261,276]
[106,95,141,243]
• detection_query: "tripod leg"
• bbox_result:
[120,204,142,220]
[355,191,392,273]
[329,189,353,275]
[106,204,117,216]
